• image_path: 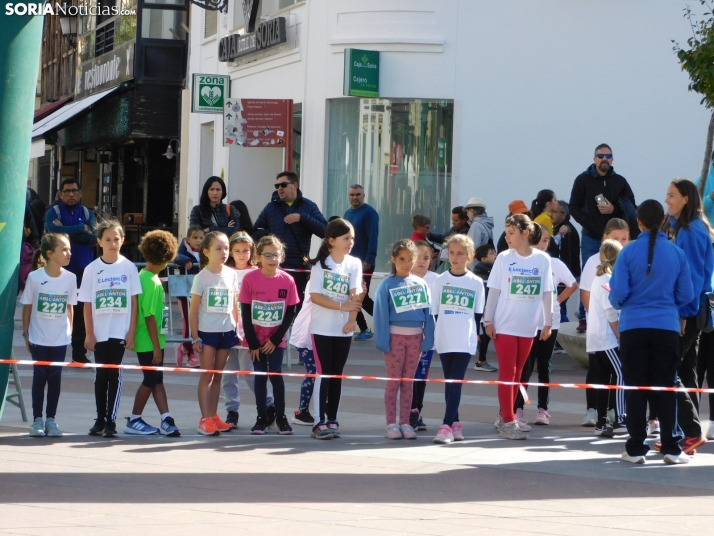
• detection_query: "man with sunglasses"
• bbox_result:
[44,178,97,363]
[254,171,327,305]
[569,144,635,332]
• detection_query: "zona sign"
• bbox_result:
[192,74,230,114]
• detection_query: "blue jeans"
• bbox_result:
[252,347,285,418]
[579,234,602,321]
[439,352,471,426]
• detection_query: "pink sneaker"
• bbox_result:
[385,423,402,439]
[433,424,454,444]
[535,408,550,425]
[515,408,531,431]
[176,345,188,367]
[187,354,200,368]
[452,422,464,441]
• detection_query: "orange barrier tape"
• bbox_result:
[2,359,713,394]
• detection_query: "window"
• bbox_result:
[95,21,115,55]
[141,8,187,39]
[205,9,217,38]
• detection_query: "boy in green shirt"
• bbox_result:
[124,230,181,436]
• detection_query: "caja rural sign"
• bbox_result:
[192,74,230,114]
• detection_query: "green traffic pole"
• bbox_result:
[0,4,43,420]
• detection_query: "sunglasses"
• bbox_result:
[274,181,293,189]
[595,153,613,159]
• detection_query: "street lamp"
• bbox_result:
[58,4,78,49]
[162,139,181,159]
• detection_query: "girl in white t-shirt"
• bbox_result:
[221,232,274,429]
[431,234,485,444]
[309,218,362,439]
[79,219,142,438]
[21,234,77,437]
[587,239,624,437]
[485,214,553,440]
[189,231,240,436]
[514,224,578,427]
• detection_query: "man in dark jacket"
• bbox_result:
[569,143,635,331]
[552,200,580,322]
[253,171,327,304]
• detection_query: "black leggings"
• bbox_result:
[515,330,558,411]
[94,338,126,422]
[30,344,66,419]
[312,334,352,423]
[697,329,714,421]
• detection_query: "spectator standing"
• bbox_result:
[530,189,559,235]
[497,200,530,254]
[464,197,494,250]
[189,177,241,235]
[229,199,255,236]
[552,201,581,322]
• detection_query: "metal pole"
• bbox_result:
[0,6,43,419]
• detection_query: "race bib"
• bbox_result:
[207,287,232,313]
[389,284,428,313]
[251,300,285,328]
[95,289,127,314]
[322,270,350,300]
[160,307,169,335]
[36,293,68,320]
[509,276,542,301]
[440,285,476,313]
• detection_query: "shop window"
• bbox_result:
[142,8,187,39]
[326,98,454,270]
[95,21,115,55]
[205,9,217,38]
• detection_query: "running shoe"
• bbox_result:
[176,344,188,367]
[89,418,105,436]
[44,418,63,437]
[29,417,45,437]
[433,424,454,444]
[103,420,117,438]
[474,360,497,372]
[576,319,587,333]
[582,408,597,427]
[225,411,239,429]
[71,355,91,364]
[124,417,160,435]
[707,422,714,441]
[385,423,402,439]
[452,422,464,441]
[535,408,550,425]
[409,409,420,430]
[276,414,293,435]
[198,417,220,436]
[400,424,417,439]
[494,414,504,430]
[326,421,341,437]
[515,409,531,432]
[160,417,181,437]
[416,416,427,431]
[212,414,232,432]
[680,436,707,454]
[499,420,526,440]
[266,405,277,430]
[663,452,690,465]
[621,452,646,464]
[292,409,315,426]
[595,423,614,438]
[311,423,333,440]
[353,329,374,341]
[613,421,628,435]
[251,416,267,435]
[187,354,200,368]
[648,420,661,437]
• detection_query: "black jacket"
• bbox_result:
[553,217,581,279]
[189,203,241,235]
[569,164,635,239]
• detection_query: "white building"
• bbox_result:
[183,0,710,269]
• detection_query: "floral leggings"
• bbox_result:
[383,333,422,425]
[297,348,316,411]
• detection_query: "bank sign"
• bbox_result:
[75,41,134,100]
[192,74,230,114]
[343,48,379,98]
[218,17,287,62]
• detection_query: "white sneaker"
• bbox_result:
[582,408,597,427]
[663,452,690,465]
[607,408,616,425]
[621,452,646,464]
[385,423,402,440]
[494,414,504,430]
[29,417,45,437]
[648,420,661,437]
[706,422,714,441]
[499,420,526,440]
[535,408,550,425]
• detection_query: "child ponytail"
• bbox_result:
[596,239,623,277]
[636,199,665,276]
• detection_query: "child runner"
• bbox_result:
[124,230,181,437]
[189,231,239,436]
[22,234,76,437]
[222,232,275,429]
[290,291,316,426]
[485,214,553,440]
[309,218,363,439]
[239,235,299,434]
[431,234,485,444]
[80,219,142,438]
[374,239,435,439]
[408,240,439,431]
[514,223,578,427]
[174,226,204,368]
[472,244,498,372]
[586,239,623,437]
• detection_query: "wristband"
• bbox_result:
[22,332,29,338]
[192,337,202,344]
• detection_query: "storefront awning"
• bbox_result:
[32,86,119,140]
[34,97,72,123]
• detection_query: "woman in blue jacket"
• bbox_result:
[664,178,714,452]
[189,177,240,235]
[609,199,694,465]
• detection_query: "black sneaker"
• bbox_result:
[89,418,105,436]
[103,420,117,438]
[251,416,267,435]
[225,411,239,429]
[266,405,277,430]
[416,416,427,431]
[276,414,293,435]
[292,409,315,426]
[72,356,91,364]
[409,410,420,430]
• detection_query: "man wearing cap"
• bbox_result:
[464,197,493,250]
[497,200,529,253]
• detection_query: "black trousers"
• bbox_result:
[71,272,86,361]
[621,329,683,457]
[676,316,702,437]
[94,338,126,422]
[697,329,714,421]
[515,330,558,410]
[356,269,374,332]
[288,269,310,314]
[312,334,352,423]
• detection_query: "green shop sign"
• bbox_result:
[343,49,379,98]
[192,74,230,114]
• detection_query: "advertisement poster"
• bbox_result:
[223,99,293,147]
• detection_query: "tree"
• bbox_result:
[673,0,714,195]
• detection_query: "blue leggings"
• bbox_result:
[411,350,434,412]
[297,348,316,411]
[439,352,471,426]
[30,344,66,419]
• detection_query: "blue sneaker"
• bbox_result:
[124,417,159,435]
[160,417,181,437]
[353,329,374,341]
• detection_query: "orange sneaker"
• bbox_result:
[212,414,232,432]
[197,417,219,436]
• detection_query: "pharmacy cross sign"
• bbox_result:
[192,74,230,114]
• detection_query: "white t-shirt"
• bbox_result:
[234,266,257,340]
[289,292,313,350]
[430,271,485,354]
[416,270,439,288]
[586,273,619,352]
[540,257,577,331]
[191,265,239,332]
[309,254,362,337]
[487,248,554,338]
[78,256,142,343]
[580,254,599,292]
[21,267,78,346]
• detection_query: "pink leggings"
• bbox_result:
[383,334,422,425]
[493,334,534,423]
